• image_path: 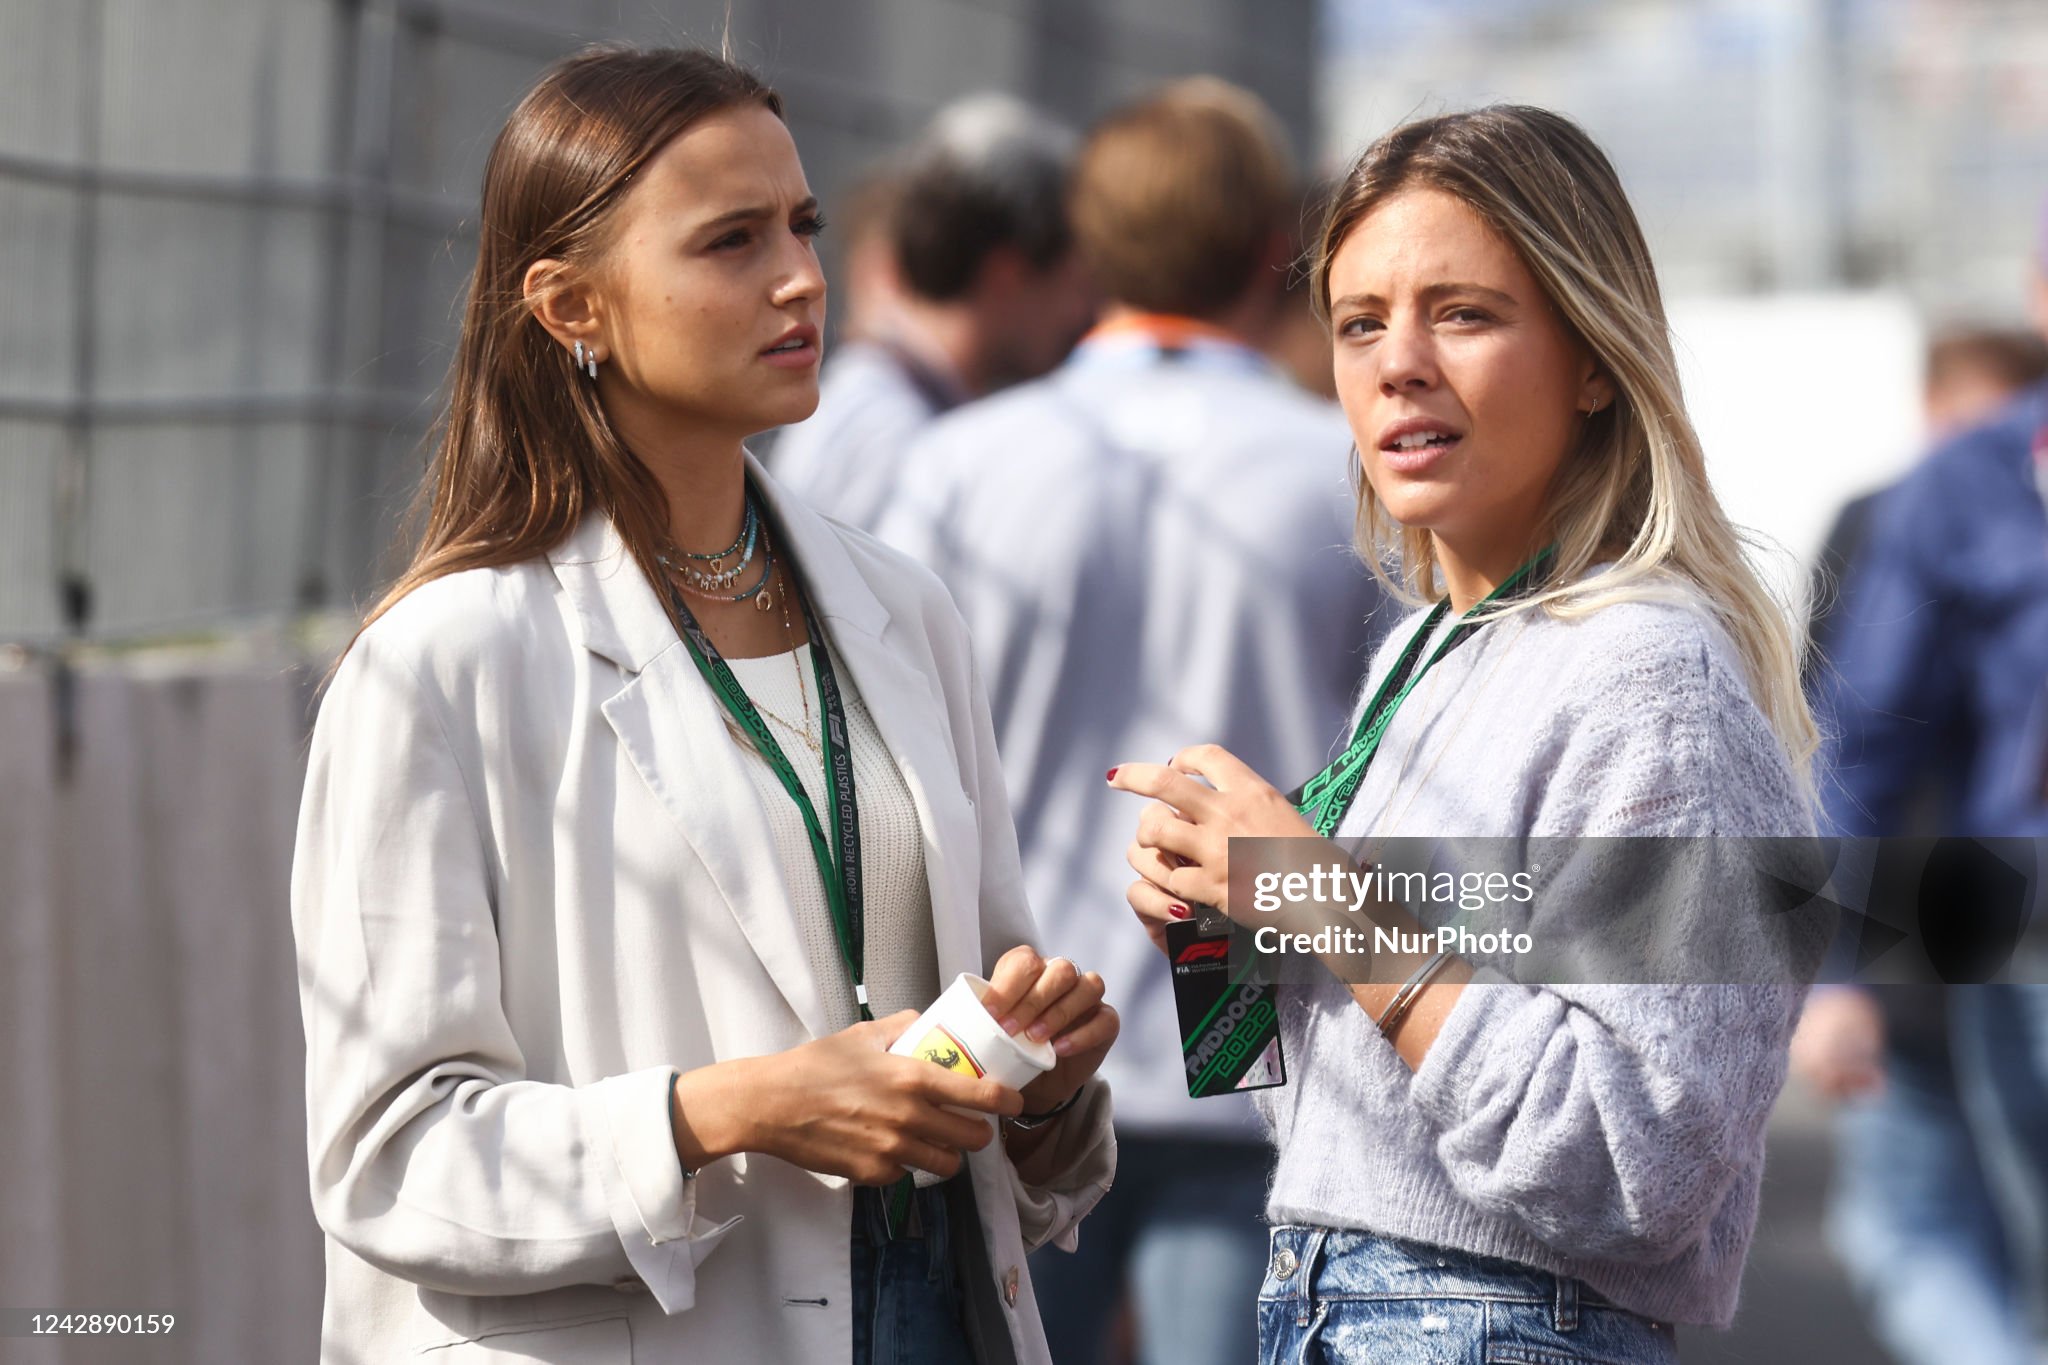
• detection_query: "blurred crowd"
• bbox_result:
[1790,279,2048,1359]
[773,81,1382,1365]
[760,80,2048,1365]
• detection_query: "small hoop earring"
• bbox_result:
[573,340,598,380]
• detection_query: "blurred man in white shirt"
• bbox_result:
[773,95,1096,530]
[877,81,1388,1365]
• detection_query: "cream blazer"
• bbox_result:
[291,461,1116,1364]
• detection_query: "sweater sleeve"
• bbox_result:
[1404,623,1810,1264]
[292,631,737,1312]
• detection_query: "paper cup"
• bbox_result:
[889,972,1057,1185]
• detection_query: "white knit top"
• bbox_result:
[721,643,941,1027]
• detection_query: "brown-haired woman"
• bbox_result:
[1110,105,1818,1361]
[291,46,1116,1365]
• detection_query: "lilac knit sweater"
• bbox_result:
[1256,584,1816,1328]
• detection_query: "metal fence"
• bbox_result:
[0,0,1315,644]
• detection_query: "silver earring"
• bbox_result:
[573,340,598,380]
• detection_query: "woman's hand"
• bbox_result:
[669,944,1119,1183]
[673,1014,1025,1185]
[1789,988,1887,1101]
[977,944,1118,1117]
[1107,745,1318,949]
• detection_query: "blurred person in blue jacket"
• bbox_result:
[773,95,1096,531]
[876,80,1386,1365]
[1804,326,2047,679]
[1801,200,2048,1365]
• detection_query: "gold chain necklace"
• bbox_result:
[685,528,821,758]
[731,545,821,757]
[750,687,822,757]
[773,547,819,755]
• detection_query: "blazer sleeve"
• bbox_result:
[291,630,736,1312]
[952,631,1118,1254]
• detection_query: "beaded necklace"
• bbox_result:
[658,500,764,598]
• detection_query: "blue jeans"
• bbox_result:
[1030,1133,1270,1365]
[1258,1227,1679,1364]
[1826,1037,2036,1365]
[1950,984,2048,1341]
[851,1181,975,1365]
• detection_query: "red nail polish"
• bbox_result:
[1105,767,1119,781]
[1169,904,1191,919]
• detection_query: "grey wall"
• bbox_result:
[0,0,1319,645]
[0,657,322,1364]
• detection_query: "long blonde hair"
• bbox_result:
[1313,105,1819,780]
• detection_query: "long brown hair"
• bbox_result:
[343,45,781,661]
[1312,106,1818,782]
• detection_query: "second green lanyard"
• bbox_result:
[1297,548,1555,838]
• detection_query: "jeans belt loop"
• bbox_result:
[1553,1271,1580,1333]
[1295,1228,1327,1328]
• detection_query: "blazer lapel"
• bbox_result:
[547,460,989,1035]
[549,509,834,1040]
[753,464,987,983]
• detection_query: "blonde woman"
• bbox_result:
[291,47,1117,1365]
[1109,106,1817,1361]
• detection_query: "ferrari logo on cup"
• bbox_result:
[913,1026,986,1078]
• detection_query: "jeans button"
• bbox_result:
[1271,1248,1299,1281]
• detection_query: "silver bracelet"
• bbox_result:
[1374,950,1454,1037]
[1005,1085,1083,1133]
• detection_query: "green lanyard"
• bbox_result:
[664,514,934,1230]
[1296,548,1555,838]
[661,546,872,1023]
